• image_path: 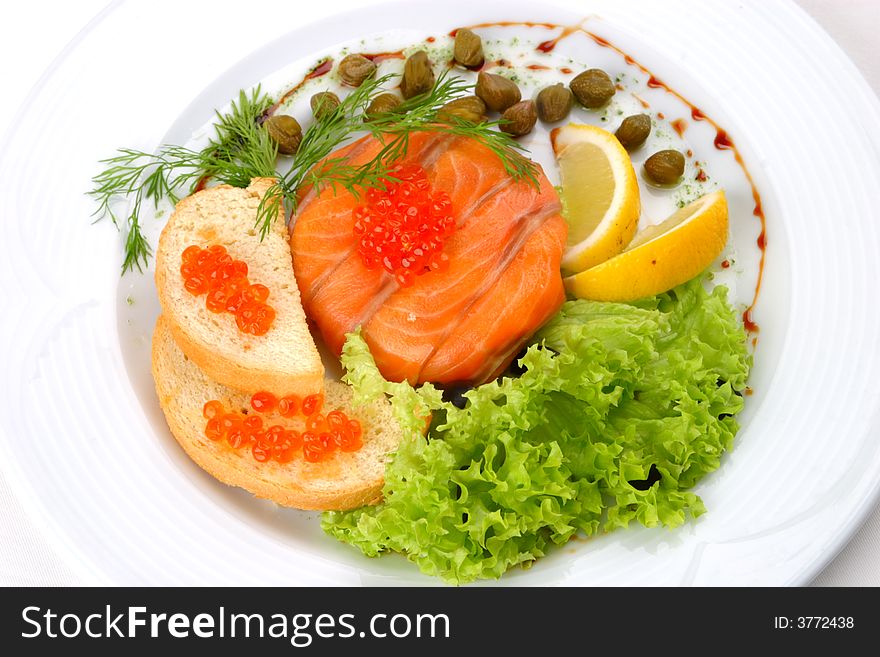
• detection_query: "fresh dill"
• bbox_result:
[91,69,540,274]
[89,87,277,273]
[256,71,539,238]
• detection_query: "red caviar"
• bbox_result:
[302,393,324,417]
[306,413,326,432]
[201,394,362,464]
[227,426,248,449]
[202,400,225,420]
[352,163,455,287]
[302,432,324,463]
[277,395,300,418]
[204,417,224,441]
[250,391,278,413]
[219,412,243,435]
[180,244,275,336]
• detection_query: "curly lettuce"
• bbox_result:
[323,278,752,584]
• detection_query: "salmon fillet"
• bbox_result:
[290,132,567,386]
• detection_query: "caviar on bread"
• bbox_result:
[151,315,399,510]
[154,178,324,397]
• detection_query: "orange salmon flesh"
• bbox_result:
[290,132,567,386]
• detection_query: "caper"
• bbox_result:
[500,100,537,137]
[437,95,487,124]
[475,71,521,113]
[453,28,484,68]
[264,115,302,155]
[310,91,340,121]
[364,93,402,121]
[570,69,615,108]
[338,54,376,87]
[535,83,573,123]
[644,150,685,185]
[615,114,652,150]
[400,50,435,99]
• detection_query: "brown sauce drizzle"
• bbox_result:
[631,93,650,109]
[452,21,560,41]
[481,58,512,70]
[714,129,734,150]
[454,19,766,335]
[260,51,402,121]
[671,118,687,137]
[262,57,333,119]
[647,75,664,90]
[602,50,767,336]
[362,50,405,63]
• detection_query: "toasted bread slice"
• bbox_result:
[155,178,323,397]
[151,315,401,511]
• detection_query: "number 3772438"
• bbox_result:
[774,617,855,629]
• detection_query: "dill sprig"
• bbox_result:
[91,69,540,274]
[89,87,277,273]
[256,72,539,238]
[361,73,539,185]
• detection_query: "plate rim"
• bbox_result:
[1,0,880,586]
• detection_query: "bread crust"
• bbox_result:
[162,315,323,403]
[164,409,384,510]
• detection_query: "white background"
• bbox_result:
[0,0,877,586]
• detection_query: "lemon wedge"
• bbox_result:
[551,124,641,274]
[564,190,729,302]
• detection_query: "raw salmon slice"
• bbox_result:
[290,132,567,386]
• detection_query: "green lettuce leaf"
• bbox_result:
[323,277,752,584]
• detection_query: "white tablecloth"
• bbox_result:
[1,0,878,586]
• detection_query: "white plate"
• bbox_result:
[1,0,879,586]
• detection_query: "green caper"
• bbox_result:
[535,83,573,123]
[453,28,484,68]
[644,150,685,185]
[338,54,376,87]
[570,69,615,108]
[264,115,302,155]
[475,71,521,113]
[400,50,435,99]
[364,93,402,121]
[437,95,487,124]
[500,100,537,137]
[310,91,340,121]
[615,114,652,150]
